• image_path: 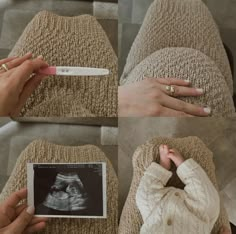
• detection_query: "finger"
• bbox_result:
[0,58,18,74]
[220,226,232,234]
[164,145,169,152]
[0,56,18,66]
[0,54,42,77]
[159,107,194,117]
[160,84,204,97]
[167,152,175,159]
[37,55,44,60]
[169,148,179,155]
[152,77,191,86]
[167,153,180,166]
[10,58,48,90]
[8,206,34,234]
[11,74,44,117]
[161,96,211,116]
[24,222,46,234]
[169,149,175,153]
[30,217,49,226]
[3,188,27,208]
[16,204,27,216]
[5,52,32,70]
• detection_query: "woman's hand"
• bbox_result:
[118,78,211,117]
[0,188,48,234]
[0,53,48,117]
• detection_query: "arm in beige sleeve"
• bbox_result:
[136,162,172,221]
[177,159,220,224]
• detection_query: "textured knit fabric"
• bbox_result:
[136,159,220,234]
[122,48,235,117]
[120,0,235,117]
[9,11,118,117]
[119,137,231,234]
[0,140,118,234]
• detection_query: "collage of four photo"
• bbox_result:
[0,0,235,234]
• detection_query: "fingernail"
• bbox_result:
[184,79,191,83]
[196,88,204,94]
[37,55,43,59]
[26,52,32,55]
[203,107,211,114]
[26,206,35,215]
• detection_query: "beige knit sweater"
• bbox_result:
[120,0,235,117]
[0,140,118,234]
[9,11,118,117]
[136,159,220,234]
[119,137,230,234]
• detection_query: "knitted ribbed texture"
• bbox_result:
[0,140,118,234]
[9,11,118,117]
[122,48,235,117]
[136,159,220,234]
[119,137,230,234]
[121,0,232,92]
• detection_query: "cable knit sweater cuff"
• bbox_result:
[177,158,200,180]
[145,162,172,185]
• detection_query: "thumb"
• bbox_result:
[167,152,175,160]
[167,153,178,164]
[8,206,34,234]
[220,226,231,234]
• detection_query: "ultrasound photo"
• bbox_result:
[27,163,106,218]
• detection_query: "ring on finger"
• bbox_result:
[170,85,175,96]
[0,63,9,72]
[165,85,171,92]
[165,85,176,96]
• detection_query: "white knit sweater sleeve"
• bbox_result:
[136,162,172,221]
[177,159,220,226]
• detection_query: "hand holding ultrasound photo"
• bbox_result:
[27,163,107,218]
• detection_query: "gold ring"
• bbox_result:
[165,85,171,92]
[0,63,9,72]
[166,85,175,96]
[170,85,175,95]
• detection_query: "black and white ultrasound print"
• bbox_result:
[27,163,106,218]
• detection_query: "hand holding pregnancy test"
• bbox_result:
[38,66,109,76]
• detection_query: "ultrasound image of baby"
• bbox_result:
[28,163,106,218]
[43,172,88,211]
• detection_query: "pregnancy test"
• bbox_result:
[38,66,109,76]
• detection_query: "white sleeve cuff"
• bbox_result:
[145,162,172,185]
[177,158,200,180]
